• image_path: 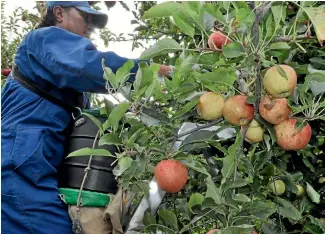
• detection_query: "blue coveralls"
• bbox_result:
[1,26,143,234]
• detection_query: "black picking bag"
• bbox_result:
[11,66,118,194]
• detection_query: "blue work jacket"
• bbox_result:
[1,26,144,234]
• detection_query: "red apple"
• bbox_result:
[206,229,218,234]
[1,68,11,76]
[197,92,225,120]
[208,31,232,51]
[263,65,297,98]
[223,95,254,126]
[274,119,312,150]
[154,159,188,193]
[259,96,291,125]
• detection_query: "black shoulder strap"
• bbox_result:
[11,65,77,114]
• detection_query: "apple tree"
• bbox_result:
[72,1,325,234]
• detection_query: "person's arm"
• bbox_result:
[22,27,171,93]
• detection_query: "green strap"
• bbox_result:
[59,188,112,207]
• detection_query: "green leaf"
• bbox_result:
[116,60,134,84]
[245,200,277,219]
[142,2,181,19]
[302,72,325,92]
[204,3,226,25]
[218,224,254,234]
[182,159,211,177]
[277,197,302,221]
[103,65,118,89]
[143,211,156,226]
[199,53,220,65]
[304,7,325,45]
[188,193,204,213]
[98,133,122,146]
[295,120,307,131]
[158,210,179,230]
[67,148,115,158]
[310,81,325,96]
[304,216,325,233]
[221,131,242,182]
[222,42,245,58]
[143,224,175,234]
[275,64,288,80]
[179,2,204,31]
[173,98,199,119]
[262,222,281,234]
[140,38,182,60]
[223,178,248,191]
[172,13,195,37]
[105,102,130,132]
[270,42,291,50]
[134,181,150,197]
[179,55,199,75]
[282,173,299,194]
[310,57,325,66]
[82,112,103,133]
[306,182,320,204]
[103,98,115,117]
[205,177,223,204]
[141,107,170,123]
[252,150,272,172]
[207,141,228,155]
[235,8,255,26]
[117,156,133,175]
[271,5,285,26]
[246,96,257,104]
[303,157,315,173]
[232,194,251,203]
[199,67,237,86]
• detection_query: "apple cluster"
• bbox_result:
[198,31,312,151]
[153,31,313,200]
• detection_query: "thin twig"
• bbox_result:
[249,1,264,117]
[272,35,316,42]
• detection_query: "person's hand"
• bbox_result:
[158,64,201,79]
[158,64,174,78]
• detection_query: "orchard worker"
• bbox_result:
[1,1,173,234]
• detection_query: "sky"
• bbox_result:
[3,0,156,59]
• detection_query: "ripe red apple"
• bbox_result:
[223,95,254,126]
[1,68,11,76]
[274,119,312,150]
[241,119,264,143]
[263,65,297,98]
[259,96,291,125]
[154,159,188,193]
[208,31,232,50]
[206,229,218,234]
[197,92,225,120]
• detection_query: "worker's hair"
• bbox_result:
[35,7,72,29]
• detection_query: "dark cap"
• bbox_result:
[46,1,108,28]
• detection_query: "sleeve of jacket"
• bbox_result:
[24,27,147,93]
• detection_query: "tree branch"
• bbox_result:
[272,35,317,42]
[249,1,266,117]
